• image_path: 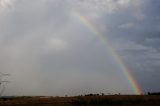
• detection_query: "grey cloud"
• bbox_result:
[0,0,160,96]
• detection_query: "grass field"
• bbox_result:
[0,95,160,106]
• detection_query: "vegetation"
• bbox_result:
[0,95,160,106]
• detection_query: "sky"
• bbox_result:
[0,0,160,96]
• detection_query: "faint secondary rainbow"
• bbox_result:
[73,12,142,95]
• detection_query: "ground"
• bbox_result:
[0,95,160,106]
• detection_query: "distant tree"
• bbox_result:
[65,95,68,97]
[0,72,9,96]
[101,93,105,96]
[96,94,99,96]
[148,92,151,95]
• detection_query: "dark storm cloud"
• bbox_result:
[98,0,160,92]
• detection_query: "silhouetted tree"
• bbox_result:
[101,93,105,96]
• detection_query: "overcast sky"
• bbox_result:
[0,0,160,96]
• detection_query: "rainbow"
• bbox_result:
[73,12,142,95]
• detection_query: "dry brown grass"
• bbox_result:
[0,95,160,106]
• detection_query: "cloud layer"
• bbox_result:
[0,0,160,96]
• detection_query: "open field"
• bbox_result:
[0,95,160,106]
